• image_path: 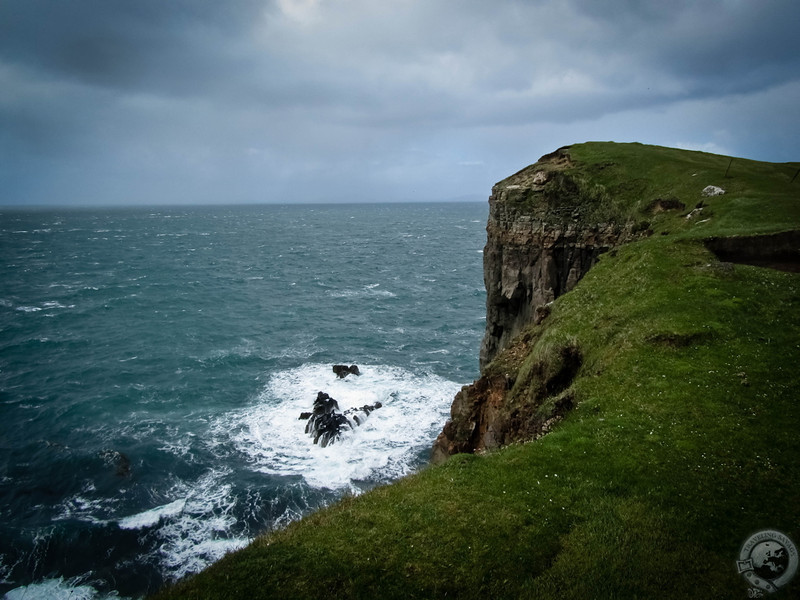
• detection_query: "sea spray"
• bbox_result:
[220,363,459,491]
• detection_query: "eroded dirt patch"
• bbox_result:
[704,231,800,273]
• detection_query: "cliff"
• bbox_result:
[479,146,639,368]
[433,145,646,461]
[431,142,800,462]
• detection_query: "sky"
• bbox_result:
[1,0,799,206]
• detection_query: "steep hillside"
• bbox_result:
[154,143,800,599]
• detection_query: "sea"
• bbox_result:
[0,202,488,599]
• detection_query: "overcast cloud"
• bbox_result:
[1,0,798,206]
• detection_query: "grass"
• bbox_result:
[153,143,800,599]
[568,141,800,237]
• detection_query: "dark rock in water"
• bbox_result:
[99,449,131,477]
[304,392,344,447]
[313,413,351,447]
[303,391,382,447]
[333,364,361,378]
[298,412,312,420]
[313,391,339,413]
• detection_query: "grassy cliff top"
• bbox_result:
[497,141,800,237]
[154,143,800,599]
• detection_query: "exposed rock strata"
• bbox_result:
[479,148,639,370]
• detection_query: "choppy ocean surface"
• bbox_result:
[0,203,487,599]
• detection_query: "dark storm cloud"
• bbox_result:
[1,0,798,206]
[0,0,271,97]
[569,0,800,94]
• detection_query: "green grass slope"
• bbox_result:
[154,143,800,599]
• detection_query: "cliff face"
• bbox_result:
[433,146,641,462]
[478,146,639,369]
[479,200,629,370]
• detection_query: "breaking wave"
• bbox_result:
[218,363,458,491]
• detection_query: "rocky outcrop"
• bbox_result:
[434,146,644,462]
[333,364,361,378]
[99,449,132,477]
[432,341,581,463]
[300,391,382,447]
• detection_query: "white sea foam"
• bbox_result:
[118,498,186,530]
[220,363,458,491]
[15,306,42,312]
[122,469,249,581]
[0,554,18,588]
[157,431,196,459]
[42,301,75,309]
[198,339,258,364]
[55,489,116,525]
[327,284,396,299]
[3,577,126,600]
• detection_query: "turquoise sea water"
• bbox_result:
[0,203,488,599]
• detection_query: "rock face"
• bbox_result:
[434,146,643,463]
[479,147,638,370]
[432,343,582,463]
